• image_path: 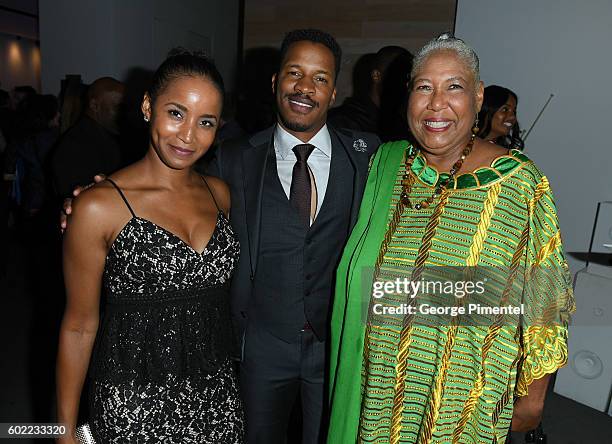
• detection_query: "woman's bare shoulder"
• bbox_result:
[202,175,230,214]
[69,180,128,230]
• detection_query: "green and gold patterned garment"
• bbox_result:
[327,141,575,444]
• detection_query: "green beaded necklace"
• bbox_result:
[400,133,476,210]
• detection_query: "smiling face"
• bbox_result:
[488,95,517,140]
[408,50,483,156]
[142,75,222,170]
[273,40,337,142]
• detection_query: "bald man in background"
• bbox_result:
[51,77,125,198]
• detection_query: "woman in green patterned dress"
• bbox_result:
[327,34,574,444]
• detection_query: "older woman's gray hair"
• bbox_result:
[410,33,480,86]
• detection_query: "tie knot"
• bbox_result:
[292,144,315,162]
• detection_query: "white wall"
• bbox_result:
[38,0,112,93]
[39,0,240,95]
[455,0,612,273]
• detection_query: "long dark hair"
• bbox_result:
[477,85,524,150]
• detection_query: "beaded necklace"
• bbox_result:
[400,133,476,210]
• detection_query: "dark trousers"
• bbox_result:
[240,322,326,444]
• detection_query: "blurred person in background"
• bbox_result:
[58,75,87,135]
[51,77,125,198]
[328,52,378,133]
[3,86,37,198]
[12,85,37,106]
[14,94,61,217]
[234,47,280,135]
[477,85,524,150]
[0,88,12,276]
[0,88,11,138]
[1,91,64,421]
[11,85,37,116]
[378,48,414,142]
[0,126,5,155]
[330,46,412,140]
[0,90,6,153]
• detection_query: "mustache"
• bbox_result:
[285,93,319,108]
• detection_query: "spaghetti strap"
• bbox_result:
[106,178,136,218]
[201,176,221,212]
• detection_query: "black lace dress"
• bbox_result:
[87,178,244,443]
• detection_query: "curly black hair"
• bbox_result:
[279,29,342,80]
[148,47,224,105]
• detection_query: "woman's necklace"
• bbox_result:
[400,133,476,210]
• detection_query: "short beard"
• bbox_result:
[278,114,312,133]
[277,93,321,133]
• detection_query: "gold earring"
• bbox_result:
[472,115,479,134]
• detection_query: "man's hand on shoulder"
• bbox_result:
[60,174,107,232]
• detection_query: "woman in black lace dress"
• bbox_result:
[56,51,244,443]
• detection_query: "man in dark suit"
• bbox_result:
[208,29,380,443]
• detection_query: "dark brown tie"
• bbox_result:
[290,143,315,227]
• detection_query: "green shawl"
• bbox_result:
[328,141,406,442]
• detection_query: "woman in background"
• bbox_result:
[56,50,244,443]
[477,84,524,149]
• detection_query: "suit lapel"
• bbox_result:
[329,126,364,226]
[241,126,274,279]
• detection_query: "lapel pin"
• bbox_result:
[353,139,368,152]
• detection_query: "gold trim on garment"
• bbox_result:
[389,191,449,444]
[466,183,502,267]
[453,220,529,442]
